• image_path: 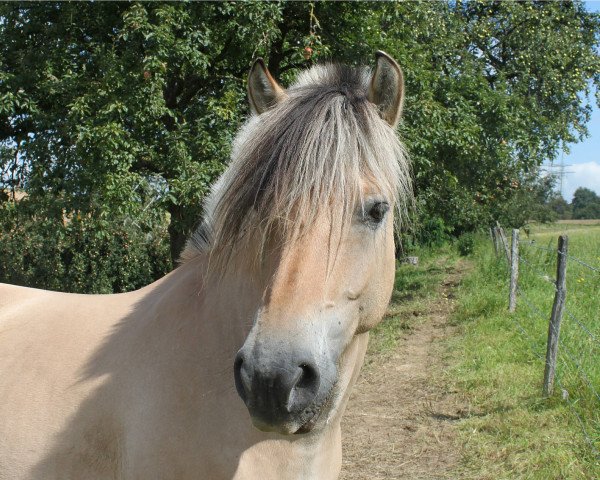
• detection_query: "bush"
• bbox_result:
[0,199,172,293]
[416,215,450,247]
[457,232,476,256]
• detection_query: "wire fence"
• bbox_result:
[491,225,600,458]
[523,238,600,274]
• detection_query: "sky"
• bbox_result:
[554,1,600,201]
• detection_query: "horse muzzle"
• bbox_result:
[234,340,336,435]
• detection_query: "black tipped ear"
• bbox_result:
[368,51,405,128]
[247,58,286,115]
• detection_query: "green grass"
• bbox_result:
[521,223,600,456]
[449,224,600,479]
[366,243,459,363]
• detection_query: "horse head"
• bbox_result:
[186,51,411,436]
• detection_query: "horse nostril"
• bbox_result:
[233,351,248,403]
[286,361,320,413]
[297,363,318,390]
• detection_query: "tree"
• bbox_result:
[571,187,600,219]
[0,197,171,293]
[372,0,600,233]
[548,193,572,220]
[1,1,599,292]
[0,2,283,265]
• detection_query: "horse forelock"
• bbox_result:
[181,63,412,267]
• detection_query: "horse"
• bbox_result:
[0,51,411,479]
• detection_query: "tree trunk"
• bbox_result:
[167,204,188,265]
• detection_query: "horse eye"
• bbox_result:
[367,201,389,224]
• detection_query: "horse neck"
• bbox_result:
[134,254,265,372]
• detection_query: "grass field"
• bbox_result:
[521,223,600,453]
[449,222,600,479]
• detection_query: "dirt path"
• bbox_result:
[340,261,469,480]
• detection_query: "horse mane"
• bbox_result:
[180,63,412,266]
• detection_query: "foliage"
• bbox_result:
[1,1,599,292]
[495,173,558,227]
[572,187,600,219]
[0,197,170,293]
[413,212,451,247]
[548,192,573,220]
[0,2,282,268]
[457,232,476,256]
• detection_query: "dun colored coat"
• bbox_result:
[0,51,411,480]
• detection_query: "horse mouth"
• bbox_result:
[294,385,336,435]
[295,411,321,434]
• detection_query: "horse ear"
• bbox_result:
[368,51,405,128]
[247,58,286,115]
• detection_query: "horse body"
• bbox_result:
[0,52,411,479]
[1,255,360,479]
[0,283,138,478]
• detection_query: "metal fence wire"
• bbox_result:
[522,239,600,274]
[492,226,600,459]
[513,287,599,457]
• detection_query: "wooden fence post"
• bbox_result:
[490,227,498,256]
[509,229,519,312]
[496,223,510,263]
[543,235,568,397]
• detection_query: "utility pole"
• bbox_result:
[543,150,574,198]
